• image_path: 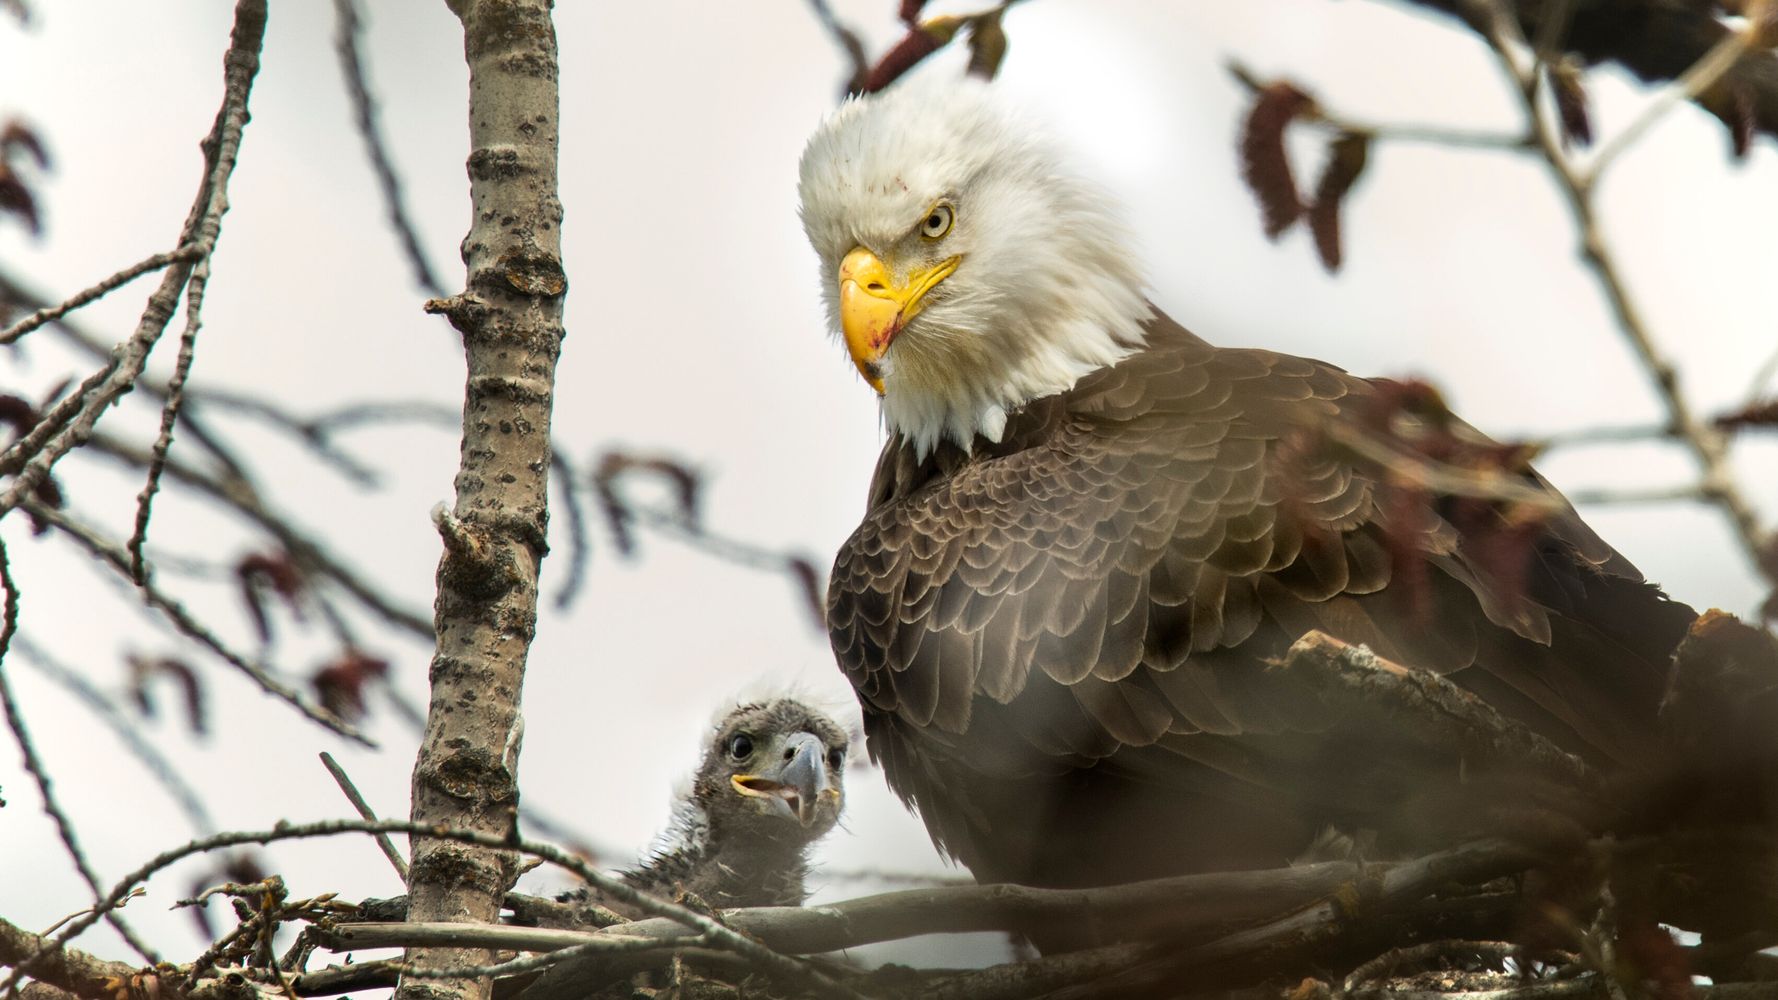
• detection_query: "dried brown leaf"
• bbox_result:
[0,393,37,438]
[1704,78,1758,159]
[126,654,208,736]
[312,650,390,722]
[898,0,928,25]
[236,551,307,643]
[1731,82,1755,160]
[25,473,61,536]
[0,121,47,169]
[1343,376,1554,621]
[1547,61,1593,149]
[966,11,1008,82]
[0,168,39,235]
[593,451,706,556]
[1239,81,1315,240]
[1306,130,1370,272]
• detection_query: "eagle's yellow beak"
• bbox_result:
[837,247,959,395]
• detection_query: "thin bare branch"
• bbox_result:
[21,499,370,744]
[0,537,161,967]
[183,390,380,486]
[391,934,703,982]
[0,0,264,521]
[346,850,1358,958]
[1381,0,1778,145]
[3,819,864,1000]
[317,752,408,881]
[1343,982,1778,1000]
[330,0,443,296]
[0,245,201,345]
[1586,2,1769,182]
[293,960,403,998]
[1528,0,1577,67]
[0,916,142,1000]
[1468,0,1772,586]
[129,254,211,583]
[1565,484,1714,507]
[13,633,214,834]
[1341,939,1524,992]
[0,269,253,487]
[803,0,869,95]
[1227,61,1530,151]
[546,449,588,611]
[85,431,435,640]
[1532,422,1671,450]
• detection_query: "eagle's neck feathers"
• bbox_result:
[880,263,1151,458]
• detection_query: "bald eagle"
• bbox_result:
[798,80,1697,889]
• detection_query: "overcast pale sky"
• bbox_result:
[0,0,1774,973]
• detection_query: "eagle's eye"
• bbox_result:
[727,733,754,760]
[920,204,954,240]
[827,747,846,770]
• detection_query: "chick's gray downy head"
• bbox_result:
[694,699,848,846]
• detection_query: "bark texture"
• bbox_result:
[400,2,567,1000]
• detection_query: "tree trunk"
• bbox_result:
[397,2,567,1000]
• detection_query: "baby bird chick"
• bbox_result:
[566,698,849,917]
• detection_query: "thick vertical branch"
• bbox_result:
[400,2,566,1000]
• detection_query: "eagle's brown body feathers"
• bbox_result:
[829,314,1695,888]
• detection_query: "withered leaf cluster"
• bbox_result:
[1278,377,1550,621]
[856,7,1009,95]
[309,649,389,723]
[234,550,306,644]
[0,120,46,235]
[592,451,702,558]
[0,386,70,533]
[1237,78,1371,272]
[125,652,206,736]
[591,449,826,626]
[1547,60,1594,149]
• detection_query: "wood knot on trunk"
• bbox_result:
[423,293,489,336]
[466,144,524,181]
[431,503,519,599]
[494,248,565,297]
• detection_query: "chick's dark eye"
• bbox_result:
[828,748,846,770]
[727,734,753,760]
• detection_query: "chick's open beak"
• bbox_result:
[731,732,836,827]
[837,247,959,395]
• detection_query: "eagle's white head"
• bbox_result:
[797,77,1151,457]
